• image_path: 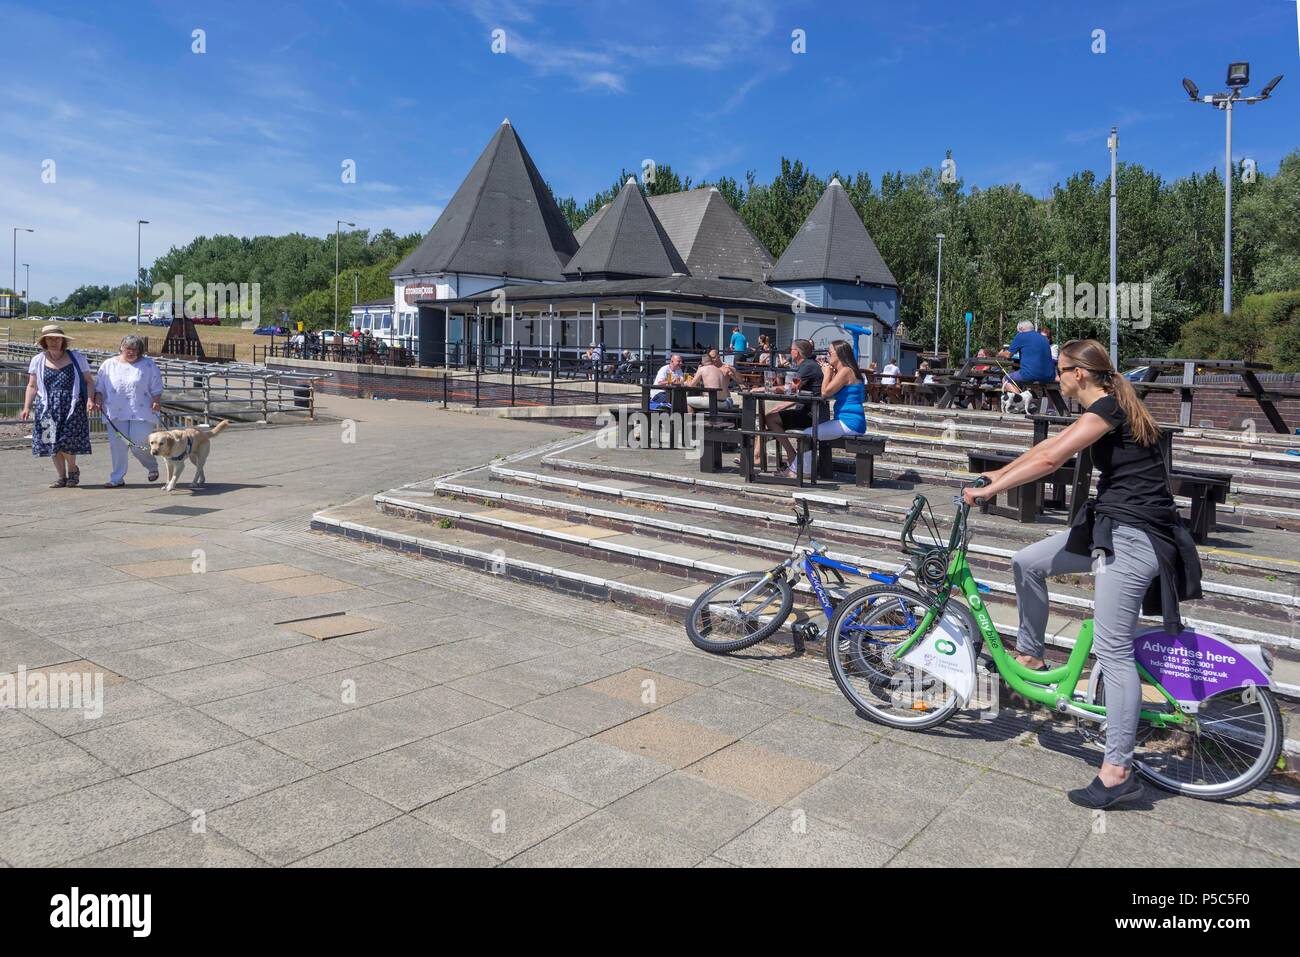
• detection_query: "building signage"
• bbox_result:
[403,285,438,303]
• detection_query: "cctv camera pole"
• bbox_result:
[1108,127,1119,367]
[1184,66,1283,315]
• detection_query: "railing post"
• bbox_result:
[442,373,448,409]
[594,359,600,405]
[475,365,481,407]
[510,361,516,407]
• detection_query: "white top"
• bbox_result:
[28,350,91,421]
[94,355,163,424]
[881,362,901,386]
[651,363,684,402]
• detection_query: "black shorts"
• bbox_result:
[778,406,813,430]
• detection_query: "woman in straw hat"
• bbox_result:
[19,324,95,487]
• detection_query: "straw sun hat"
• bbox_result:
[36,323,73,348]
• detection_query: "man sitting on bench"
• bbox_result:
[650,353,685,410]
[999,320,1058,414]
[685,348,738,410]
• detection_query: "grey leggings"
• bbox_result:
[1010,525,1160,767]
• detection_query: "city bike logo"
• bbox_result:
[934,638,957,656]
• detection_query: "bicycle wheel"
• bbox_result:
[827,584,970,729]
[1091,670,1283,800]
[685,571,794,654]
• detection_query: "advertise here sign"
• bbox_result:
[1133,630,1269,702]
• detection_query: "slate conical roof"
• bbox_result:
[391,119,579,281]
[562,178,689,280]
[574,187,773,281]
[770,178,897,287]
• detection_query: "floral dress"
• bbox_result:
[31,363,92,457]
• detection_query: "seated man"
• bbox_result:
[685,349,737,410]
[999,320,1057,413]
[752,338,822,468]
[650,353,685,410]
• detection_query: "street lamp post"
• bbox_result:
[1182,65,1282,316]
[932,233,945,355]
[11,226,33,317]
[22,263,29,319]
[136,220,150,324]
[1108,127,1118,367]
[335,220,355,328]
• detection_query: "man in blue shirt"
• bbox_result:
[728,327,749,365]
[998,320,1057,413]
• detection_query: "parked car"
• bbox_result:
[193,316,222,326]
[85,311,117,323]
[149,317,170,326]
[320,329,345,344]
[253,325,286,336]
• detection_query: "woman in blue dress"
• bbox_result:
[20,324,94,487]
[779,339,868,478]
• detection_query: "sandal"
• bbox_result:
[65,470,80,488]
[49,477,68,488]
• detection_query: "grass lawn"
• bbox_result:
[5,319,266,363]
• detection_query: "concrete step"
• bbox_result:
[536,444,1300,582]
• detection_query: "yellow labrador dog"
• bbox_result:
[148,420,230,492]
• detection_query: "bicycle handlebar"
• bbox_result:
[900,476,991,553]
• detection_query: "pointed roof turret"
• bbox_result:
[391,121,578,281]
[562,178,689,280]
[770,178,896,287]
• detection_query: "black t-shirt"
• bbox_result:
[1086,395,1173,512]
[792,358,822,394]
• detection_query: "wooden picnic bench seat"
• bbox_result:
[967,449,1077,523]
[827,435,888,486]
[1167,468,1231,543]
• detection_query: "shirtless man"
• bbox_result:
[685,349,737,409]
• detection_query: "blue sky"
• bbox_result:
[3,0,1298,300]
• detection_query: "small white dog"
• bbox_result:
[1001,390,1035,415]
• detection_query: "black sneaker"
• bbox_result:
[1068,774,1145,809]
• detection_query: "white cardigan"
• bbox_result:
[28,350,91,422]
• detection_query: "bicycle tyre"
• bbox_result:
[685,571,794,654]
[827,583,972,730]
[1091,669,1283,800]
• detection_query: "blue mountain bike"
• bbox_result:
[685,500,907,653]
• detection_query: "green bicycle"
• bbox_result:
[826,478,1283,800]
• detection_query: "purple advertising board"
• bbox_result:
[1133,630,1269,701]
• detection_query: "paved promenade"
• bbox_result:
[0,396,1296,867]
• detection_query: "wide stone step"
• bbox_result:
[535,445,1300,580]
[379,468,1297,654]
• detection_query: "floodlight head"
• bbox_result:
[1182,77,1199,101]
[1261,74,1283,98]
[1226,62,1250,89]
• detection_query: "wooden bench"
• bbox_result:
[1168,468,1231,543]
[967,449,1077,523]
[827,435,888,486]
[698,411,743,473]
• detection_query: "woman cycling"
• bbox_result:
[962,339,1202,809]
[780,339,867,479]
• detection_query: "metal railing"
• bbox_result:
[2,341,321,425]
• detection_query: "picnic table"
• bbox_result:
[739,390,830,487]
[936,357,1068,413]
[1129,357,1292,434]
